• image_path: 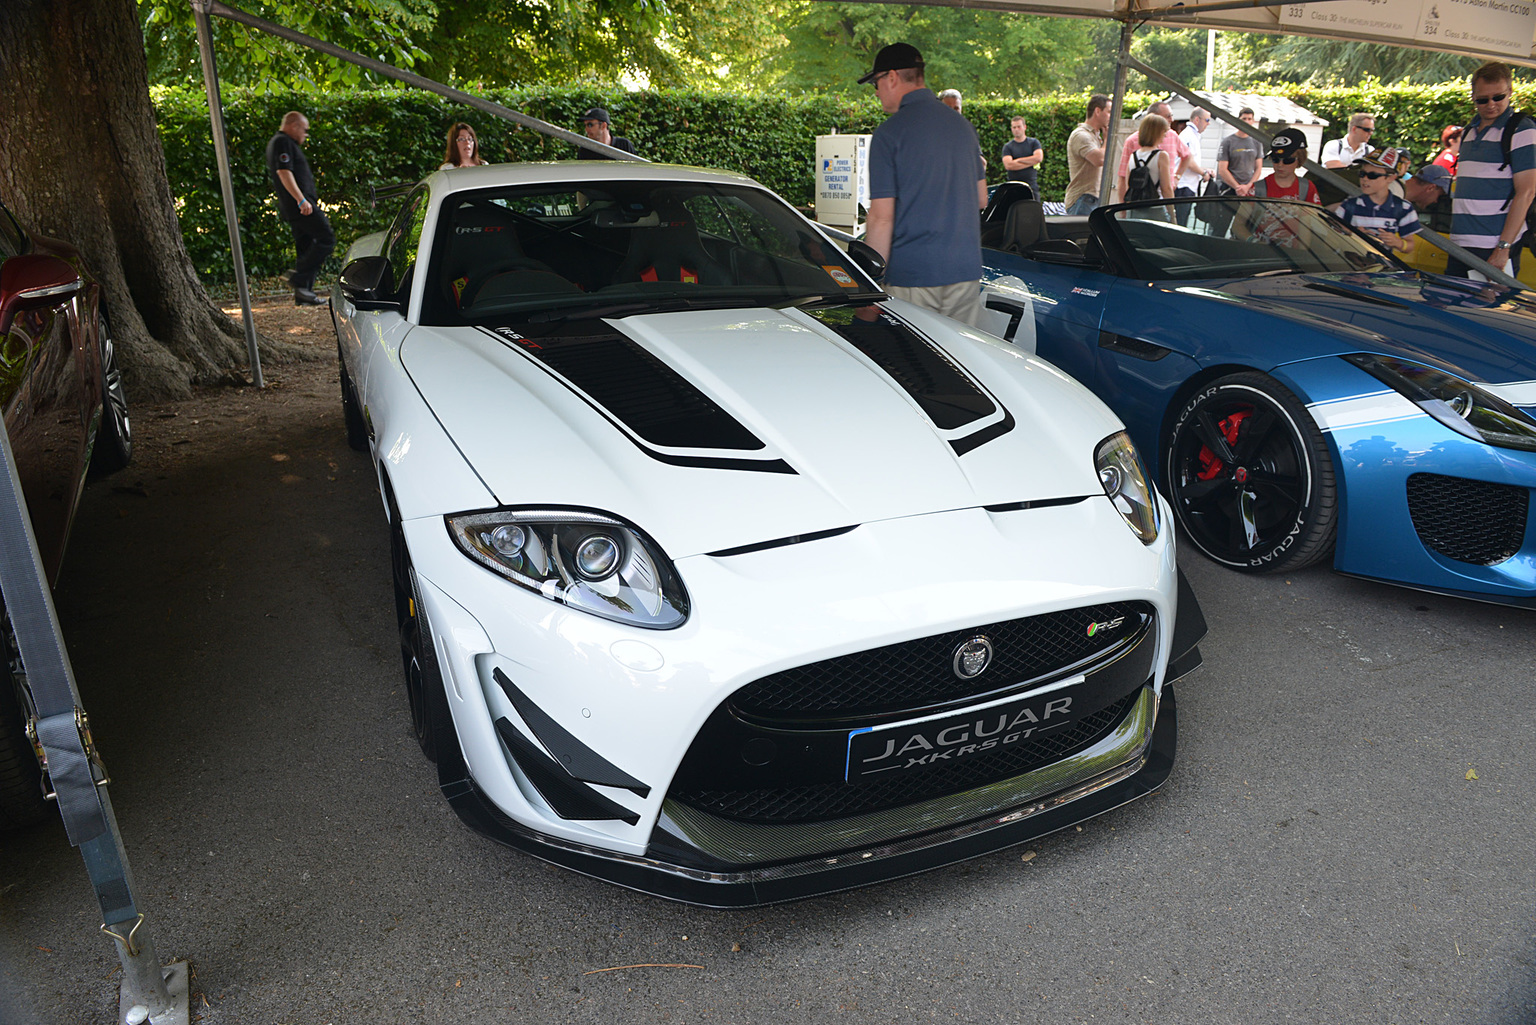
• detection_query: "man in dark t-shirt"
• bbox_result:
[579,107,638,160]
[1000,115,1043,196]
[265,111,333,305]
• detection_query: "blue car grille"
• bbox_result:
[1406,473,1528,565]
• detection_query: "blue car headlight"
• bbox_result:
[1095,431,1161,544]
[446,508,690,629]
[1344,354,1536,452]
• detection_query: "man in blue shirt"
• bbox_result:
[1449,61,1536,277]
[859,43,987,326]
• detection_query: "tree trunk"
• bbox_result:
[0,0,294,400]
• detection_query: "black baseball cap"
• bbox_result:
[581,107,610,124]
[1268,127,1307,159]
[857,43,924,84]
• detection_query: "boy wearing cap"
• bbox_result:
[579,107,637,159]
[1253,128,1320,203]
[860,42,987,327]
[1332,148,1421,254]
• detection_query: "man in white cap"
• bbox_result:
[859,43,987,326]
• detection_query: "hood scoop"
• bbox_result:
[1302,278,1409,307]
[480,324,794,474]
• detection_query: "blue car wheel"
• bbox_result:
[1166,372,1338,572]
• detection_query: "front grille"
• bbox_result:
[669,690,1140,824]
[1406,473,1528,565]
[731,602,1153,723]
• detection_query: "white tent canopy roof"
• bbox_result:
[867,0,1536,67]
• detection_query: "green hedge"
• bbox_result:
[153,85,1140,282]
[1277,82,1536,166]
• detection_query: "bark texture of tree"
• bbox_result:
[0,0,294,400]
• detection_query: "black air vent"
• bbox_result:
[1406,473,1528,565]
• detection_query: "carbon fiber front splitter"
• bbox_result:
[436,686,1179,908]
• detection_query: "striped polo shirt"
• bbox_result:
[1450,106,1536,249]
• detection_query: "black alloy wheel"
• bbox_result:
[339,341,368,452]
[88,310,132,476]
[0,605,49,831]
[1165,371,1337,573]
[388,489,448,762]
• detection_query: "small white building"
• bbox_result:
[1167,92,1330,178]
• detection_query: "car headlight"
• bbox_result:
[1344,354,1536,452]
[1095,431,1160,544]
[446,509,690,629]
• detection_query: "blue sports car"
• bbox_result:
[979,191,1536,606]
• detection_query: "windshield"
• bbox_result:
[1101,198,1398,281]
[421,180,880,324]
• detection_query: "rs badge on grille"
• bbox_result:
[952,635,994,679]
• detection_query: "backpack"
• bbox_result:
[1491,110,1536,247]
[1125,150,1159,202]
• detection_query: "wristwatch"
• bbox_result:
[1497,240,1514,250]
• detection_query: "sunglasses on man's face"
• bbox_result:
[1360,170,1390,179]
[1475,92,1509,105]
[1274,155,1300,165]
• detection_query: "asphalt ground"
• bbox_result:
[2,358,1534,1024]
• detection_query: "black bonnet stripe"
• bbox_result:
[478,325,796,475]
[809,307,1013,453]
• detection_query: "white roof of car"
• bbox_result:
[427,161,762,194]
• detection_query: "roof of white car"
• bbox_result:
[427,161,762,194]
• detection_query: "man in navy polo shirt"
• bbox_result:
[1449,61,1536,278]
[859,43,987,326]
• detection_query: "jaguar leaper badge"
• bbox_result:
[952,635,994,679]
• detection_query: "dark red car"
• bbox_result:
[0,199,131,829]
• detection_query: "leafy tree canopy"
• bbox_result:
[1212,32,1479,89]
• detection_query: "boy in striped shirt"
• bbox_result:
[1449,61,1536,277]
[1333,147,1420,254]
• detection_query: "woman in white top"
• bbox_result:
[440,122,489,169]
[1121,113,1175,221]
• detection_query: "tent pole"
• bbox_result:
[191,0,263,387]
[203,0,645,161]
[1125,55,1524,289]
[1099,21,1136,207]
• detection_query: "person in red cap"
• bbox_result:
[858,43,987,326]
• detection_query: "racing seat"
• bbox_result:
[444,200,561,306]
[614,203,728,285]
[1000,200,1046,254]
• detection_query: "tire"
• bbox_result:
[0,606,49,831]
[388,488,448,762]
[88,310,132,476]
[339,341,368,452]
[1165,372,1337,573]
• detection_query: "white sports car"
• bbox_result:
[331,162,1206,906]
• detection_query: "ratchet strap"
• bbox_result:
[0,421,109,845]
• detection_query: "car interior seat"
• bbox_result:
[445,200,563,306]
[1000,200,1046,254]
[614,202,728,285]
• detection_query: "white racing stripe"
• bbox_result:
[1305,389,1426,433]
[1481,379,1536,407]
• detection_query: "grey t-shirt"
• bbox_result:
[1217,133,1264,186]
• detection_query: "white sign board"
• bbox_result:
[815,134,871,231]
[1281,0,1536,57]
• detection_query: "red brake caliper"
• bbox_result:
[1195,408,1252,481]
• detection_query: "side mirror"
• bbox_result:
[0,254,82,337]
[339,256,400,311]
[846,239,886,283]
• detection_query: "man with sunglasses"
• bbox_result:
[1333,148,1420,255]
[1449,61,1536,277]
[1254,128,1320,203]
[1321,113,1375,169]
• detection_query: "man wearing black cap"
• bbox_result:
[579,107,637,159]
[859,42,987,326]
